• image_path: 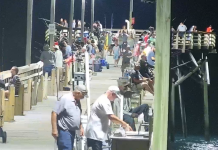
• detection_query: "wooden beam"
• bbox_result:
[152,0,171,149]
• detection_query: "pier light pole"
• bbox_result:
[81,0,85,42]
[91,0,95,33]
[69,0,74,45]
[50,0,56,51]
[129,0,133,28]
[26,0,33,65]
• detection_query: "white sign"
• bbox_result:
[49,24,56,35]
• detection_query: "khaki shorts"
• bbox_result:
[136,82,148,90]
[121,64,130,72]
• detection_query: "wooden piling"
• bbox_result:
[152,0,171,149]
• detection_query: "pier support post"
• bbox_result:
[169,81,175,142]
[81,0,85,42]
[152,0,171,149]
[202,57,210,141]
[91,0,95,33]
[69,0,74,45]
[50,0,56,50]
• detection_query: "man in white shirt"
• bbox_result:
[54,45,63,68]
[86,86,132,150]
[177,22,187,38]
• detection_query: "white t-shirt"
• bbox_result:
[177,25,187,32]
[55,50,63,68]
[86,94,114,141]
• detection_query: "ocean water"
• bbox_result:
[172,136,218,150]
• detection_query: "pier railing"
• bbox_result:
[172,31,216,52]
[0,62,72,131]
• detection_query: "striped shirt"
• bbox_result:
[9,75,21,94]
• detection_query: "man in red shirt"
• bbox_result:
[144,33,150,43]
[206,25,213,32]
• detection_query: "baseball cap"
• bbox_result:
[108,86,122,100]
[43,44,50,51]
[53,45,59,50]
[75,85,88,96]
[134,62,140,67]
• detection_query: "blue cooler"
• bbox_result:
[100,59,106,66]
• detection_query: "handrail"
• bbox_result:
[0,61,43,84]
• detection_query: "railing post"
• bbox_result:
[31,78,38,105]
[182,33,186,53]
[5,86,15,122]
[24,79,32,111]
[14,84,24,116]
[37,75,44,102]
[0,90,5,127]
[43,73,48,100]
[51,69,56,96]
[59,68,63,91]
[175,33,179,49]
[64,65,69,87]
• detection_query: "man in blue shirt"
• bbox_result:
[64,41,72,57]
[147,46,155,67]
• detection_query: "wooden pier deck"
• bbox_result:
[0,56,122,150]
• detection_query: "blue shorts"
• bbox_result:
[43,65,54,77]
[57,128,76,150]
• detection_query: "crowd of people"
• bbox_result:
[172,22,214,38]
[1,19,214,150]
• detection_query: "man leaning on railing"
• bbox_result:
[5,66,21,98]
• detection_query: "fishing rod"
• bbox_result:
[111,13,114,30]
[183,18,187,24]
[172,17,176,22]
[104,14,107,29]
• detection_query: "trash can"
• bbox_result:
[94,62,102,72]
